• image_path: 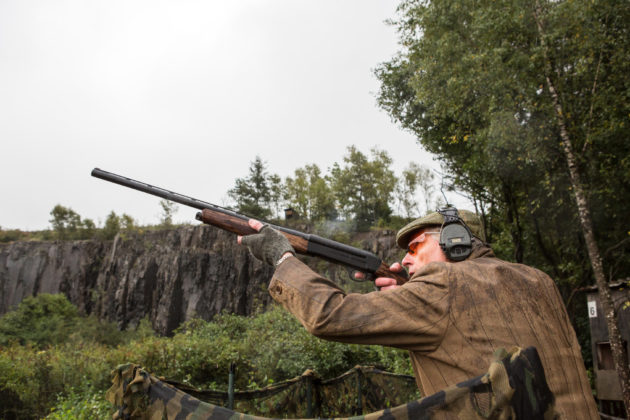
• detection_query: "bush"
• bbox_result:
[165,306,412,389]
[0,294,131,348]
[0,299,412,418]
[46,388,112,420]
[0,294,79,347]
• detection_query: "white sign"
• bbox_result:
[588,301,598,318]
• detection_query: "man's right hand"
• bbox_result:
[354,262,405,291]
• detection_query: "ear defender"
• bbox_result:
[437,207,472,261]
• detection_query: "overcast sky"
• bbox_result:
[1,0,469,231]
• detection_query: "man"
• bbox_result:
[238,209,598,419]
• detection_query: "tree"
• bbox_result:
[99,211,136,240]
[0,294,79,347]
[159,199,179,227]
[267,174,285,220]
[228,156,276,219]
[396,162,435,218]
[285,164,337,221]
[329,146,397,230]
[285,167,310,219]
[532,0,630,410]
[101,211,121,240]
[49,205,82,239]
[376,0,630,411]
[49,205,95,240]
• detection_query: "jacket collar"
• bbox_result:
[468,238,495,260]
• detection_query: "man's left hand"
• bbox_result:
[237,219,295,266]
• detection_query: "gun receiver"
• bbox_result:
[91,168,408,285]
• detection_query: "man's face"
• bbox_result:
[401,228,448,276]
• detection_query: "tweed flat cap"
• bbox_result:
[396,209,486,249]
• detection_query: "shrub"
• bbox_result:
[46,387,112,420]
[0,294,79,347]
[0,294,131,348]
[0,299,412,418]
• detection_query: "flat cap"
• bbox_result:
[396,209,486,249]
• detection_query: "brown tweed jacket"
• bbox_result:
[269,243,599,419]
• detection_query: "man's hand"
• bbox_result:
[354,262,405,291]
[237,219,295,266]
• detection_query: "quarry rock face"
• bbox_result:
[0,225,401,335]
[0,239,106,316]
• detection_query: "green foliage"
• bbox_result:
[0,294,79,347]
[228,156,277,219]
[0,227,29,242]
[46,388,112,420]
[226,147,436,229]
[0,227,55,242]
[285,164,337,221]
[376,0,630,364]
[49,205,96,240]
[0,294,131,348]
[376,0,630,270]
[7,206,141,243]
[329,146,398,231]
[159,199,179,228]
[0,340,121,419]
[10,146,435,240]
[0,298,411,419]
[98,211,138,240]
[395,162,436,218]
[132,306,412,390]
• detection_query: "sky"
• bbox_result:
[1,0,469,231]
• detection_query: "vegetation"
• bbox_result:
[228,156,279,219]
[2,0,629,409]
[159,199,179,228]
[0,294,412,419]
[375,0,630,285]
[285,163,337,222]
[375,0,630,400]
[227,147,436,231]
[1,145,435,243]
[329,146,398,230]
[0,227,54,242]
[0,205,174,244]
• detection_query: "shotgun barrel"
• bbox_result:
[91,168,408,285]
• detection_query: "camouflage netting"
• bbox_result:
[106,346,558,419]
[161,366,419,417]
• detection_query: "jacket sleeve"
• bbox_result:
[268,256,450,352]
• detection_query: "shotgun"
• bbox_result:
[91,168,408,285]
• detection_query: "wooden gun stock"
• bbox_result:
[197,208,309,253]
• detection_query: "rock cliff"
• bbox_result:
[0,225,402,335]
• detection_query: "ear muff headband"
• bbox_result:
[438,207,472,261]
